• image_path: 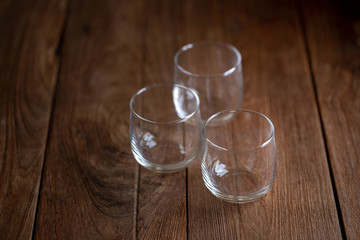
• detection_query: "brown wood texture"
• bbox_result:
[34,0,145,239]
[0,0,67,239]
[300,0,360,238]
[186,0,343,238]
[1,0,359,239]
[136,1,187,239]
[183,1,244,239]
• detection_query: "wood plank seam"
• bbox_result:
[134,0,149,238]
[30,1,71,239]
[294,0,347,239]
[0,0,70,238]
[134,164,140,240]
[186,168,189,240]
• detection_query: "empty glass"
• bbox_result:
[201,109,277,203]
[174,42,243,123]
[130,84,201,173]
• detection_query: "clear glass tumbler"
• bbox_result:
[201,109,277,203]
[130,84,201,173]
[174,42,243,123]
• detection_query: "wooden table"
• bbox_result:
[1,0,359,239]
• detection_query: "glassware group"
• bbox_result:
[129,42,277,203]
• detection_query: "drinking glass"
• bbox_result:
[201,109,277,203]
[174,42,243,123]
[130,84,201,173]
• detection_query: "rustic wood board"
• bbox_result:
[1,0,353,238]
[0,0,67,239]
[186,0,343,238]
[34,0,145,238]
[135,0,187,239]
[300,0,360,238]
[180,0,244,239]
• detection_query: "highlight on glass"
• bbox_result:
[201,109,277,203]
[174,42,243,124]
[130,84,201,173]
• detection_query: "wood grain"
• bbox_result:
[34,0,145,239]
[228,0,342,238]
[1,0,356,238]
[300,0,360,238]
[136,0,187,239]
[186,0,343,238]
[0,0,67,239]
[181,0,245,239]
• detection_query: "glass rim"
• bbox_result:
[174,41,242,78]
[202,109,275,153]
[129,83,200,125]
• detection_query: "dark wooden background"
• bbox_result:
[0,0,359,239]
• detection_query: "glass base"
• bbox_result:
[132,148,199,173]
[202,172,275,203]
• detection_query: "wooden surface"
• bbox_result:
[136,0,187,239]
[300,0,360,239]
[0,0,67,239]
[0,0,359,239]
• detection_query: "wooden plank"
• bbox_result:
[34,0,145,239]
[186,0,343,238]
[227,0,342,238]
[300,0,360,238]
[184,0,226,42]
[0,0,67,239]
[184,0,244,239]
[136,1,187,239]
